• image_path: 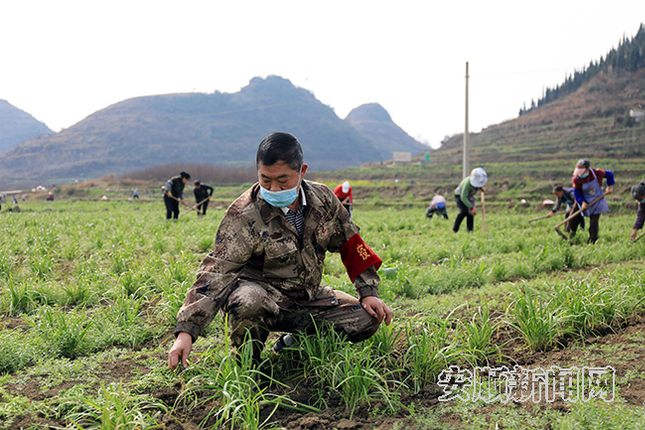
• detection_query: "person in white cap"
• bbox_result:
[334,180,353,218]
[572,158,614,244]
[452,167,487,233]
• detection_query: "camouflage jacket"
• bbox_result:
[175,180,380,340]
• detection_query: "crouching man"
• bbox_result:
[168,132,392,370]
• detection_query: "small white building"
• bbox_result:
[629,108,645,122]
[393,151,412,163]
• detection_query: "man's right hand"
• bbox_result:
[581,202,588,211]
[168,332,193,370]
[470,207,477,216]
[547,212,554,218]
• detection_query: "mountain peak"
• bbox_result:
[0,100,52,153]
[0,76,420,183]
[345,103,427,159]
[346,103,392,122]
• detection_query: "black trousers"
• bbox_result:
[453,195,473,233]
[197,200,210,215]
[164,195,180,219]
[587,213,601,244]
[564,210,585,236]
[343,204,352,218]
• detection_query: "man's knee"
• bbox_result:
[323,290,381,342]
[225,281,279,323]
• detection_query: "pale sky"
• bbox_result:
[1,1,644,149]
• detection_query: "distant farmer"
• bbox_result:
[426,195,448,220]
[453,167,487,233]
[164,171,191,220]
[334,180,353,218]
[133,188,139,199]
[572,158,614,244]
[630,182,645,241]
[168,132,392,371]
[193,180,214,217]
[547,185,585,236]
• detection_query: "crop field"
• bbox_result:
[2,197,645,429]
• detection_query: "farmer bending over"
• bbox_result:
[630,182,645,241]
[333,181,353,218]
[426,195,448,220]
[193,180,214,217]
[547,185,585,237]
[572,158,614,244]
[164,171,190,220]
[168,132,392,370]
[452,167,487,233]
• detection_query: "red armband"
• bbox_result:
[339,234,382,282]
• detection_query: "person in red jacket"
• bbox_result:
[334,181,353,218]
[572,158,614,244]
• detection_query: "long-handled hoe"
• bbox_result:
[554,193,606,240]
[481,191,486,234]
[194,196,211,218]
[528,212,561,223]
[168,194,200,212]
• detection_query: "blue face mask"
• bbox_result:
[260,176,301,208]
[579,172,589,179]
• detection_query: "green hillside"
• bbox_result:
[312,67,645,213]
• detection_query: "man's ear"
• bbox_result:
[300,163,308,177]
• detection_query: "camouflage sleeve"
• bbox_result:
[354,265,380,300]
[175,210,257,341]
[318,184,381,298]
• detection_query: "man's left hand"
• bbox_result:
[361,296,393,325]
[606,185,613,194]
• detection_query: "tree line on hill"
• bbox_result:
[520,23,645,116]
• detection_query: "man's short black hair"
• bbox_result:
[553,185,564,193]
[256,132,303,171]
[180,171,191,179]
[194,180,201,186]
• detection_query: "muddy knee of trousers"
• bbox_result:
[224,281,280,348]
[225,281,279,321]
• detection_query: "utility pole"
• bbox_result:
[463,61,469,178]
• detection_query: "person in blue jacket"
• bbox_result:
[571,159,614,244]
